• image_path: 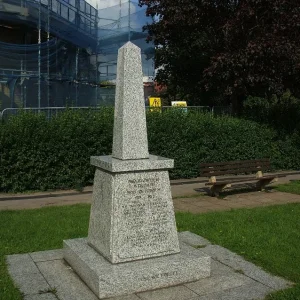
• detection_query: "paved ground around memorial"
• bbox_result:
[6,231,292,300]
[1,172,300,212]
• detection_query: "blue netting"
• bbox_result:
[0,0,154,109]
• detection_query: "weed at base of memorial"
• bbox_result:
[39,287,58,296]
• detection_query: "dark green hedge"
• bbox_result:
[243,91,300,134]
[1,109,299,192]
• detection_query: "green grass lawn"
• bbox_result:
[0,204,300,299]
[275,180,300,195]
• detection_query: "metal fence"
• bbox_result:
[0,105,231,121]
[153,106,211,113]
[0,106,103,121]
[211,105,232,116]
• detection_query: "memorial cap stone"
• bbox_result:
[112,41,149,160]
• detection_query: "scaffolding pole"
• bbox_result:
[38,0,41,110]
[128,0,131,41]
[95,4,99,106]
[20,59,23,106]
[75,47,79,105]
[47,0,51,107]
[23,30,27,108]
[118,0,121,29]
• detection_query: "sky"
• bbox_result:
[86,0,139,11]
[86,0,155,79]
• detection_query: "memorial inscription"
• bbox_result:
[140,271,179,282]
[116,171,176,259]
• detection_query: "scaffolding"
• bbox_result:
[0,0,154,109]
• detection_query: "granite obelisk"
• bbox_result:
[112,42,149,160]
[64,42,210,299]
[88,42,180,263]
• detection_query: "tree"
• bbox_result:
[139,0,300,111]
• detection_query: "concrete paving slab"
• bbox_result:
[24,294,58,300]
[178,231,211,247]
[36,259,99,300]
[6,253,33,263]
[7,254,43,276]
[10,272,51,296]
[185,273,254,296]
[201,245,292,290]
[192,281,273,300]
[6,254,53,296]
[107,295,141,300]
[209,260,235,277]
[30,249,64,262]
[137,285,198,300]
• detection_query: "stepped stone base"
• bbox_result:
[64,238,211,299]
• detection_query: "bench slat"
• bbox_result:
[201,168,266,176]
[258,175,277,180]
[205,181,231,186]
[201,162,270,173]
[200,159,269,168]
[199,159,271,177]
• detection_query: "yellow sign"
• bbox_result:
[171,101,187,107]
[149,97,162,112]
[171,101,188,112]
[149,97,161,107]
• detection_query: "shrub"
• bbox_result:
[0,109,299,192]
[0,109,114,192]
[243,91,300,134]
[147,111,279,178]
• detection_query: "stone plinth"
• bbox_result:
[88,156,180,264]
[64,239,211,299]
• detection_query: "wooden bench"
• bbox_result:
[199,159,280,197]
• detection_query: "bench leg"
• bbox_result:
[256,178,278,191]
[209,186,219,197]
[210,184,231,197]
